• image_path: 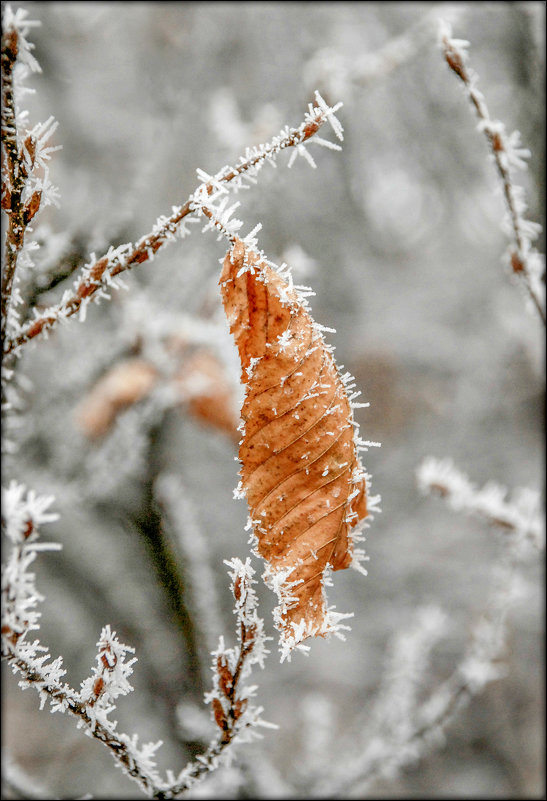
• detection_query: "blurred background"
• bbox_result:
[2,2,544,798]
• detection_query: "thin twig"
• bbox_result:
[317,540,530,798]
[417,456,544,551]
[1,646,241,799]
[2,488,271,800]
[440,22,546,325]
[2,554,268,800]
[1,23,27,345]
[3,95,342,356]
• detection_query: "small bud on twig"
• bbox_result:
[3,29,18,61]
[23,190,41,224]
[22,134,36,167]
[510,251,524,274]
[232,698,247,721]
[211,697,228,732]
[217,655,234,698]
[444,48,466,80]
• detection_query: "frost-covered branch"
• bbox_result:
[305,3,466,98]
[3,91,343,357]
[301,454,543,797]
[2,493,275,799]
[309,605,447,797]
[1,481,60,644]
[312,500,542,798]
[417,456,544,552]
[440,20,546,325]
[1,482,163,797]
[204,558,275,749]
[3,630,165,798]
[1,7,60,347]
[150,557,276,799]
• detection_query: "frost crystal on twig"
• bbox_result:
[1,6,61,348]
[311,507,542,799]
[439,19,546,325]
[417,456,544,552]
[205,558,275,745]
[1,487,277,798]
[3,90,345,357]
[1,481,60,647]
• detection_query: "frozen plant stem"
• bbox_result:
[417,456,544,551]
[205,558,274,749]
[441,23,546,325]
[3,629,254,800]
[317,528,536,798]
[1,23,30,345]
[2,7,60,374]
[3,93,343,356]
[2,507,272,800]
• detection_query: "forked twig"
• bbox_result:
[1,487,273,800]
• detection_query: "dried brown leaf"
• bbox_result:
[220,237,371,654]
[174,349,239,439]
[76,347,238,440]
[76,358,158,438]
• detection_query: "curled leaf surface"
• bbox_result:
[220,237,371,656]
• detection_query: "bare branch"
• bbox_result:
[312,514,540,798]
[2,489,274,800]
[3,92,343,357]
[1,9,60,348]
[417,456,544,551]
[440,20,546,325]
[305,2,467,98]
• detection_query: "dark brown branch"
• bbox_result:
[1,25,27,345]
